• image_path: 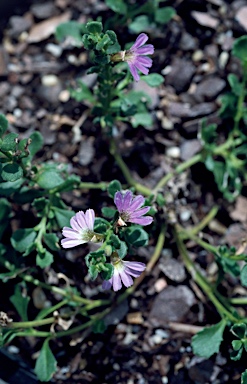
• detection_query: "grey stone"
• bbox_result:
[165,58,196,93]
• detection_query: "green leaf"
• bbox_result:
[232,339,243,351]
[124,226,149,247]
[28,131,43,158]
[107,179,122,198]
[34,339,57,382]
[10,284,30,321]
[53,207,75,228]
[92,319,107,334]
[37,170,64,190]
[232,36,247,63]
[0,114,8,136]
[89,264,98,280]
[142,73,164,87]
[94,217,110,233]
[36,250,54,268]
[102,207,117,219]
[11,228,37,253]
[192,319,227,358]
[70,80,96,104]
[118,240,128,259]
[96,34,111,50]
[241,265,247,287]
[86,21,102,34]
[101,263,114,280]
[2,163,23,182]
[55,21,85,47]
[200,122,217,148]
[231,345,243,361]
[106,0,127,14]
[0,178,23,196]
[131,113,153,128]
[231,323,247,339]
[242,370,247,384]
[155,6,176,24]
[43,233,60,251]
[0,133,18,151]
[129,16,150,34]
[228,74,242,96]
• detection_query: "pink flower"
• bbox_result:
[114,190,153,226]
[125,33,154,82]
[61,209,99,248]
[102,257,146,291]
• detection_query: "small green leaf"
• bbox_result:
[0,133,18,151]
[56,21,85,47]
[241,265,247,286]
[0,114,8,136]
[242,370,247,384]
[92,319,107,334]
[43,233,60,251]
[101,263,114,281]
[106,0,127,14]
[53,207,75,228]
[37,170,64,190]
[231,345,243,361]
[232,36,247,63]
[131,113,153,128]
[2,163,23,182]
[118,240,128,259]
[10,284,30,321]
[11,228,37,253]
[70,80,96,104]
[94,217,110,233]
[89,264,98,280]
[34,339,57,382]
[107,179,122,198]
[96,34,111,50]
[142,73,164,87]
[228,74,242,96]
[124,226,149,247]
[86,21,102,34]
[102,207,117,219]
[129,16,150,34]
[155,6,176,24]
[28,131,43,157]
[36,250,54,268]
[232,339,243,351]
[231,323,247,339]
[192,319,227,358]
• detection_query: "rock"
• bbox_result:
[236,6,247,31]
[165,58,196,93]
[166,146,180,159]
[193,77,226,102]
[31,2,57,19]
[180,139,202,161]
[9,14,33,37]
[133,79,159,109]
[46,43,63,57]
[179,32,197,51]
[230,196,247,222]
[78,137,95,166]
[168,101,216,119]
[149,285,195,325]
[159,258,186,282]
[0,46,9,76]
[188,357,214,383]
[191,11,219,29]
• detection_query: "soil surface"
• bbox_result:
[1,0,247,383]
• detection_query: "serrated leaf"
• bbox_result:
[43,233,60,251]
[107,179,122,198]
[142,73,164,87]
[0,133,18,151]
[34,339,57,382]
[131,113,153,128]
[10,284,30,321]
[0,114,8,136]
[2,163,23,182]
[37,170,64,190]
[11,228,37,253]
[56,21,85,47]
[106,0,127,14]
[86,21,102,34]
[192,319,227,358]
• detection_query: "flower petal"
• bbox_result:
[128,63,140,82]
[70,216,81,232]
[129,216,153,226]
[75,211,88,229]
[85,209,95,230]
[135,45,154,55]
[134,60,149,75]
[114,191,124,211]
[129,206,150,218]
[137,56,153,68]
[120,270,133,288]
[123,261,146,271]
[102,279,112,290]
[62,227,82,239]
[131,33,148,50]
[124,267,143,278]
[61,238,87,248]
[112,273,122,291]
[121,190,133,211]
[129,195,145,211]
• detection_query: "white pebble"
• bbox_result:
[46,43,63,57]
[41,75,58,87]
[166,146,180,159]
[8,345,19,354]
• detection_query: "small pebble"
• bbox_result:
[46,43,63,57]
[13,108,22,118]
[8,345,19,354]
[166,146,180,159]
[155,329,169,339]
[192,50,203,62]
[218,51,229,69]
[59,89,70,102]
[162,377,168,384]
[180,209,191,222]
[41,74,59,87]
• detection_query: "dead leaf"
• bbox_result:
[230,196,247,222]
[27,12,71,43]
[236,6,247,31]
[191,11,219,29]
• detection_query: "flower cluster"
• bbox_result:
[61,190,153,291]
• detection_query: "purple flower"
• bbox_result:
[114,190,153,226]
[102,258,146,291]
[61,209,100,249]
[125,33,154,82]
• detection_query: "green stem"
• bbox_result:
[181,206,219,238]
[233,60,247,132]
[79,181,109,190]
[174,227,239,323]
[11,317,54,329]
[230,297,247,305]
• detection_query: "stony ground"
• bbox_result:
[1,0,247,383]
